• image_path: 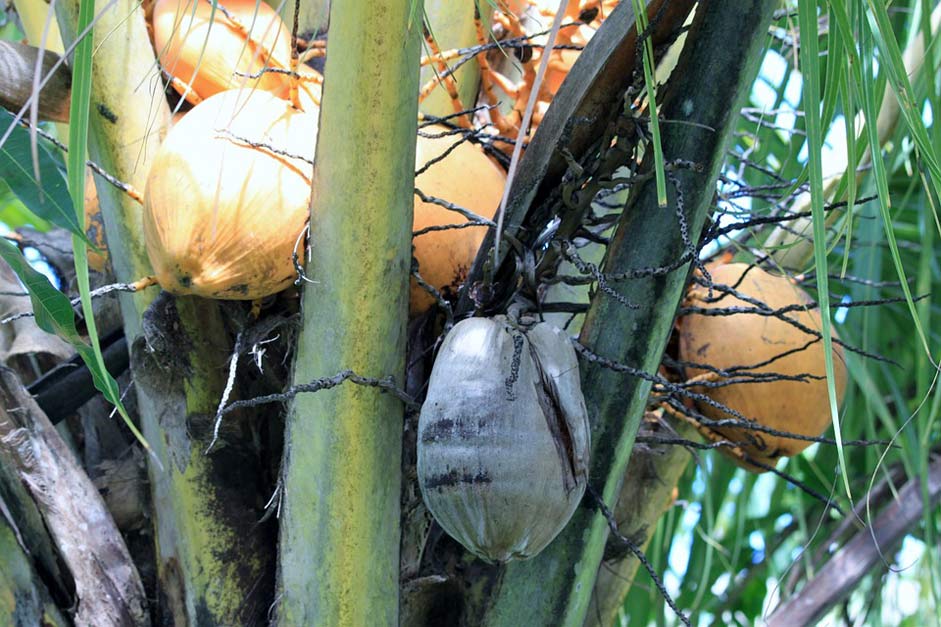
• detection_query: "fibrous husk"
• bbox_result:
[143,88,318,299]
[151,0,294,101]
[677,263,848,470]
[417,316,590,562]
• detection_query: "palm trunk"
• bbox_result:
[274,1,423,624]
[0,517,68,627]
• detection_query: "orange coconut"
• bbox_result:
[143,88,318,299]
[411,128,506,314]
[152,0,293,100]
[676,263,848,470]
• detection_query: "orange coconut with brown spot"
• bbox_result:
[677,263,848,470]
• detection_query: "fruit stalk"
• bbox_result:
[420,1,485,120]
[274,0,423,624]
[587,418,697,624]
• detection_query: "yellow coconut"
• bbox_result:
[144,88,317,299]
[411,127,506,314]
[152,0,294,100]
[677,263,848,470]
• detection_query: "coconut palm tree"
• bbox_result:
[0,1,938,625]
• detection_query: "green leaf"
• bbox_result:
[798,0,852,502]
[0,108,89,242]
[62,0,153,458]
[0,237,85,343]
[631,0,667,207]
[0,179,52,231]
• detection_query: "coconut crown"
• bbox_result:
[417,316,590,562]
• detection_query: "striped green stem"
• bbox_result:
[275,1,423,624]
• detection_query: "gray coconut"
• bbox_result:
[417,316,590,562]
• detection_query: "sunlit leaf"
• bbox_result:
[0,108,88,241]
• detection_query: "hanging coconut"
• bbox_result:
[152,0,294,101]
[411,127,506,314]
[418,316,590,562]
[676,263,848,470]
[143,88,318,299]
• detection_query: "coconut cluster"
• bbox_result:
[133,3,849,567]
[139,0,510,308]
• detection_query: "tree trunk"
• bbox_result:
[0,515,69,627]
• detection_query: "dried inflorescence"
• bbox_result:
[418,316,590,562]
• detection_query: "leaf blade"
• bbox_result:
[0,108,89,240]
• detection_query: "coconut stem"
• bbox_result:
[274,0,424,624]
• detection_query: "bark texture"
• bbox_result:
[0,367,147,626]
